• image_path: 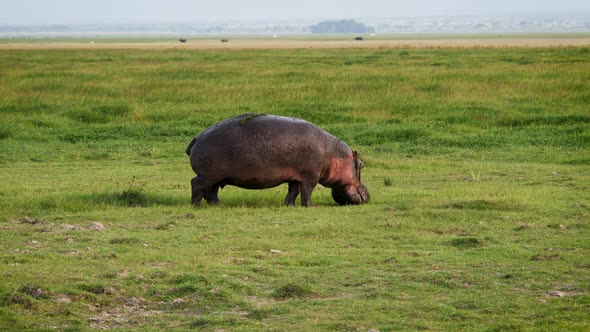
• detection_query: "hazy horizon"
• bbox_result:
[2,0,590,25]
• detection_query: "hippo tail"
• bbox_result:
[186,137,197,156]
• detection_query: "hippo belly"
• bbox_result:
[223,167,301,189]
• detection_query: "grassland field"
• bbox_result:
[0,38,589,331]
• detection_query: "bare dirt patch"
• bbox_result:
[88,297,163,330]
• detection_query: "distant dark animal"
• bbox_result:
[186,114,369,207]
[221,39,229,43]
[354,37,364,41]
[179,39,187,43]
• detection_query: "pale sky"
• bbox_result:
[1,0,589,25]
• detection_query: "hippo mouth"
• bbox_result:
[331,183,369,205]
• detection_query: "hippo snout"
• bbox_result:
[331,183,370,206]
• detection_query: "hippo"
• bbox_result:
[186,114,369,207]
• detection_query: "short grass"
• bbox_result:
[0,44,589,331]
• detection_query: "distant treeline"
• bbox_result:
[310,20,375,34]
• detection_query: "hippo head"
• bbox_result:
[332,183,369,205]
[331,151,370,205]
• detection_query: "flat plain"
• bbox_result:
[0,36,589,331]
[2,35,590,50]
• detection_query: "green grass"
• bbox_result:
[0,45,589,331]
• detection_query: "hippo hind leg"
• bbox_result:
[191,176,204,207]
[191,176,219,207]
[285,182,300,206]
[204,184,220,205]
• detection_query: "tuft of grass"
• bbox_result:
[169,274,209,285]
[109,237,141,245]
[18,285,49,300]
[449,237,482,249]
[353,125,428,146]
[498,114,590,127]
[272,283,313,300]
[383,177,393,187]
[77,284,109,295]
[66,103,130,124]
[117,188,148,207]
[501,56,535,65]
[415,81,442,92]
[0,122,15,140]
[168,285,200,298]
[447,200,520,211]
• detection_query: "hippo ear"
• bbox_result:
[353,151,364,169]
[352,151,363,179]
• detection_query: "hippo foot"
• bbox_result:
[191,196,203,207]
[301,200,316,207]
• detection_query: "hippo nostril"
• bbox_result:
[349,192,362,204]
[361,193,369,203]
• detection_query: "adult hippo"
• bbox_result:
[186,114,369,207]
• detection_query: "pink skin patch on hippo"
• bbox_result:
[322,156,356,187]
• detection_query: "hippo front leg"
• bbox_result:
[285,182,300,206]
[299,179,318,207]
